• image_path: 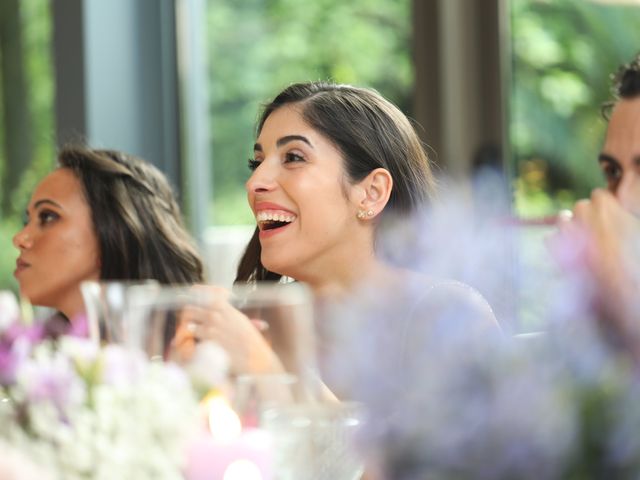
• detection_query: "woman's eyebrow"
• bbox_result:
[598,153,621,167]
[33,199,63,210]
[276,135,313,148]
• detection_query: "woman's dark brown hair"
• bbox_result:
[59,147,204,284]
[235,81,436,283]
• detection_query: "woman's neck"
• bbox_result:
[56,289,86,322]
[306,256,390,300]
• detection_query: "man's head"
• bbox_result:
[599,54,640,214]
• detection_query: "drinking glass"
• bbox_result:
[233,373,299,428]
[80,280,160,347]
[230,283,363,479]
[81,281,214,362]
[260,401,364,480]
[230,282,319,402]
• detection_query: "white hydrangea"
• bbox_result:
[1,335,204,480]
[0,291,20,332]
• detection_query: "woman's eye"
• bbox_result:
[248,158,262,171]
[601,163,621,183]
[38,210,59,225]
[284,152,305,164]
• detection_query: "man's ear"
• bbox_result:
[354,168,393,220]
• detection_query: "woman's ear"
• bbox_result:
[354,168,393,220]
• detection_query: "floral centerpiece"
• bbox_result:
[0,291,229,480]
[327,187,640,480]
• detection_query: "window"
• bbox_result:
[204,0,413,225]
[509,0,640,331]
[181,0,413,286]
[511,0,640,218]
[0,0,55,290]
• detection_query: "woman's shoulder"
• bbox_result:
[397,271,501,334]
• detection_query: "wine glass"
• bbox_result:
[81,281,214,363]
[260,401,364,480]
[229,282,319,403]
[80,280,160,347]
[230,282,364,479]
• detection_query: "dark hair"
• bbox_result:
[236,81,436,283]
[603,53,640,117]
[58,147,204,284]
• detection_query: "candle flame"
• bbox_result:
[223,459,263,480]
[204,393,242,442]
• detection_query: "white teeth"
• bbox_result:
[256,211,296,223]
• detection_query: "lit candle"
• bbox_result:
[185,392,273,480]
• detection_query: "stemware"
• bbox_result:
[229,282,318,401]
[230,282,363,480]
[260,401,364,480]
[81,281,215,362]
[80,280,160,347]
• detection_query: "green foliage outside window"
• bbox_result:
[205,0,413,225]
[3,0,640,294]
[511,0,640,218]
[0,0,55,291]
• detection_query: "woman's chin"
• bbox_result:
[261,257,293,278]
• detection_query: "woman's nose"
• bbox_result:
[13,226,33,250]
[245,161,277,194]
[615,173,640,215]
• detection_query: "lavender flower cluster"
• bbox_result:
[0,292,204,480]
[328,179,640,479]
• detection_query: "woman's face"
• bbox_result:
[246,105,365,283]
[13,168,101,317]
[600,96,640,215]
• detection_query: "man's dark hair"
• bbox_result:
[603,53,640,118]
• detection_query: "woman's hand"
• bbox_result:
[180,285,284,375]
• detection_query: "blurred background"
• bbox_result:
[1,0,639,325]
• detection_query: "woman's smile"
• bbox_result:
[254,202,298,239]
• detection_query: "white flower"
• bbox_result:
[58,336,99,366]
[0,439,53,480]
[0,291,20,333]
[186,341,230,390]
[0,330,212,479]
[100,344,147,387]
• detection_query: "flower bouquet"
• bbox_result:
[0,291,229,480]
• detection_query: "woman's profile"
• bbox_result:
[13,147,203,323]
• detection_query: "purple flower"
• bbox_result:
[67,314,90,338]
[19,353,84,415]
[101,345,146,387]
[0,344,17,385]
[0,337,32,386]
[0,291,20,332]
[2,322,45,345]
[0,321,47,386]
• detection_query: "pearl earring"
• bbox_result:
[357,209,375,219]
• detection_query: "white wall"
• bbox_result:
[202,225,255,288]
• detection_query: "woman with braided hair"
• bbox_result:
[12,146,204,322]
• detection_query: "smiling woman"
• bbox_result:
[12,147,204,322]
[187,82,500,379]
[236,81,437,297]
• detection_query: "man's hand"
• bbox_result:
[553,189,640,355]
